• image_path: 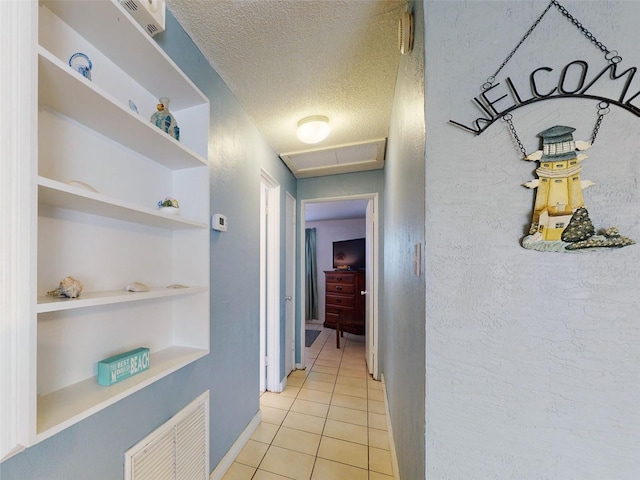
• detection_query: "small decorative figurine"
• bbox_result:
[47,276,83,298]
[157,197,180,215]
[150,97,180,141]
[68,52,92,81]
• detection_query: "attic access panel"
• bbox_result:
[281,139,386,178]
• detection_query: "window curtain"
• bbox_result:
[305,228,318,320]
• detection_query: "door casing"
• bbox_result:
[299,193,379,378]
[260,170,281,392]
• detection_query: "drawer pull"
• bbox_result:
[335,285,343,291]
[336,298,342,303]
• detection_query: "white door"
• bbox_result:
[365,199,376,376]
[259,183,268,392]
[260,171,281,392]
[285,193,296,375]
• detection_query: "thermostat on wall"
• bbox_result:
[212,214,228,232]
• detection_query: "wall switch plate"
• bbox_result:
[212,214,227,231]
[414,243,421,276]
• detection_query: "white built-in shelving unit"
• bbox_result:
[29,0,210,444]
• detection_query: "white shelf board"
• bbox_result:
[37,285,208,313]
[38,176,208,231]
[36,345,209,442]
[38,48,207,170]
[40,0,207,111]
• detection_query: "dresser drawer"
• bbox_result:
[326,282,355,294]
[325,273,356,284]
[326,294,355,308]
[326,305,354,322]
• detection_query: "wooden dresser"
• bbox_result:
[324,270,365,336]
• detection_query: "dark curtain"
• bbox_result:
[305,228,318,320]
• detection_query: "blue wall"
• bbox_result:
[381,1,426,479]
[0,11,295,479]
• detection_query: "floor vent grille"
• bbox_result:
[125,391,209,480]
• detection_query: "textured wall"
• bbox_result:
[426,2,640,478]
[0,11,295,478]
[382,1,427,479]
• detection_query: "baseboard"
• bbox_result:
[209,410,262,480]
[381,373,401,480]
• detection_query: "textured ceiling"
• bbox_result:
[167,0,407,175]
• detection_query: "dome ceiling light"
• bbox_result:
[297,115,331,144]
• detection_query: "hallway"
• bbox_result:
[222,323,394,479]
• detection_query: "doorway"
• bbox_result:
[299,194,379,379]
[259,170,281,392]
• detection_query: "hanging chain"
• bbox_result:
[483,2,553,90]
[487,1,618,155]
[502,114,527,159]
[503,101,611,159]
[590,101,610,145]
[483,0,622,91]
[551,1,622,64]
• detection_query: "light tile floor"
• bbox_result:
[222,322,394,480]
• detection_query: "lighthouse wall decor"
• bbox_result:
[521,125,634,252]
[446,0,637,253]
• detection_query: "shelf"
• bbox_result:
[38,48,207,170]
[38,176,208,230]
[36,346,209,442]
[40,0,206,112]
[37,285,207,313]
[28,0,211,449]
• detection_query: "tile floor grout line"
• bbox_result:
[248,325,382,480]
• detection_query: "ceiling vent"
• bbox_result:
[120,0,166,37]
[281,139,386,179]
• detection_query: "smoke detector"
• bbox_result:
[398,11,414,55]
[120,0,166,37]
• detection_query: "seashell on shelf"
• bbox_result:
[126,282,149,292]
[47,276,83,298]
[66,180,98,193]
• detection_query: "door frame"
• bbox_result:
[284,192,296,376]
[299,193,379,378]
[260,170,281,392]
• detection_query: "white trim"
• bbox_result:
[260,170,281,392]
[365,195,380,379]
[0,0,37,461]
[299,193,380,377]
[284,192,297,376]
[208,410,262,480]
[381,374,401,480]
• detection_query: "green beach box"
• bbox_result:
[98,347,150,386]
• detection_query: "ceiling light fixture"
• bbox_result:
[297,115,331,144]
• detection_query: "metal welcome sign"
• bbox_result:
[449,60,640,135]
[450,0,636,252]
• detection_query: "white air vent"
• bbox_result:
[125,391,209,480]
[120,0,166,37]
